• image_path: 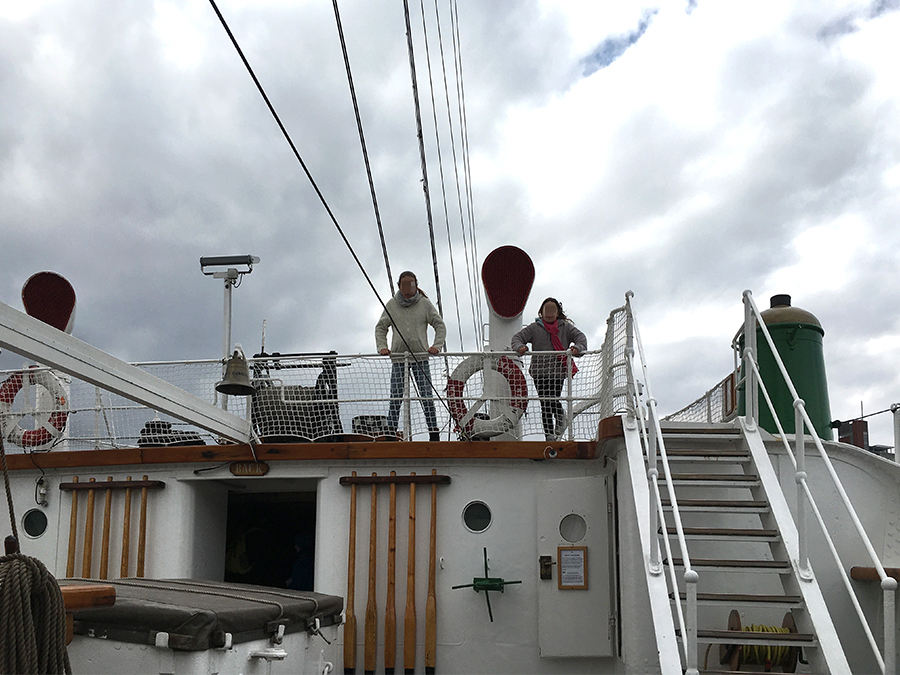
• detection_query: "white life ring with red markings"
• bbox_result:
[0,369,69,449]
[447,355,528,438]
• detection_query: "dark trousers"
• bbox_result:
[535,376,566,438]
[388,360,438,432]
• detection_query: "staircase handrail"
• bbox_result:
[741,290,896,675]
[747,354,886,671]
[625,292,699,674]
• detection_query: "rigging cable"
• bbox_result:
[417,0,466,351]
[206,0,454,429]
[401,0,444,320]
[450,0,484,344]
[331,0,395,296]
[433,0,481,348]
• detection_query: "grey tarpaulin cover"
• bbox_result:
[69,578,343,650]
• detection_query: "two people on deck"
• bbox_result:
[376,273,586,441]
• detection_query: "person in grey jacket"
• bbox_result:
[511,297,587,440]
[375,271,446,441]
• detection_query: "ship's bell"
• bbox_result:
[216,346,256,396]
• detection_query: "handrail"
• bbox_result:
[625,293,699,674]
[0,347,614,449]
[742,290,896,675]
[746,354,885,670]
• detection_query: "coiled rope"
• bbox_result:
[0,554,71,674]
[0,435,71,674]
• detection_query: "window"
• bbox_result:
[463,501,492,532]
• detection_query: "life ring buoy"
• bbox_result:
[0,369,69,449]
[447,355,528,438]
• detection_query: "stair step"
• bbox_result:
[669,473,760,487]
[667,558,792,573]
[661,426,742,438]
[698,671,809,675]
[661,526,779,542]
[661,456,751,464]
[662,448,749,458]
[672,592,803,608]
[661,499,769,513]
[670,473,757,481]
[694,628,815,647]
[698,672,813,675]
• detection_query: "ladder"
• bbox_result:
[651,423,850,673]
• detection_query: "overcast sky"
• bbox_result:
[2,0,899,444]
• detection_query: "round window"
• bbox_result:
[463,501,492,533]
[559,513,587,543]
[22,509,48,538]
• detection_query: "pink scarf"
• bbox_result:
[544,320,578,376]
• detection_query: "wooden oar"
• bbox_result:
[82,477,97,577]
[66,476,79,577]
[364,475,378,674]
[120,476,133,578]
[425,469,437,673]
[137,474,148,577]
[99,476,113,579]
[385,471,398,674]
[344,471,358,675]
[404,473,417,674]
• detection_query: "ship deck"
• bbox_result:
[4,437,601,470]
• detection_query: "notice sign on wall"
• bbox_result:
[557,546,588,590]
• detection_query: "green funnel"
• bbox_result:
[738,295,832,440]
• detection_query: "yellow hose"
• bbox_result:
[741,623,793,668]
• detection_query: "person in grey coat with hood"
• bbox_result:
[375,270,446,441]
[511,297,587,440]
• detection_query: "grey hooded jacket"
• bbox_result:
[511,319,587,380]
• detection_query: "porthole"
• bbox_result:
[559,513,586,543]
[462,501,492,533]
[22,509,48,538]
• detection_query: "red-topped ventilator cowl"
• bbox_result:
[481,246,534,319]
[22,271,77,334]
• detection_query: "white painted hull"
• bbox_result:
[3,429,900,674]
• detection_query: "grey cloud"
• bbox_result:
[581,8,659,76]
[2,1,900,445]
[817,0,900,40]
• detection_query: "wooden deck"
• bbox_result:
[5,438,600,470]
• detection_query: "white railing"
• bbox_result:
[663,372,737,425]
[740,290,896,675]
[0,332,634,450]
[624,292,699,675]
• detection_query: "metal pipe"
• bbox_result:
[566,350,574,440]
[223,278,232,361]
[403,356,411,440]
[800,479,884,672]
[795,400,808,575]
[742,291,757,425]
[684,570,699,675]
[893,403,900,463]
[882,577,897,675]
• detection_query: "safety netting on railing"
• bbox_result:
[0,360,231,451]
[662,372,738,425]
[0,307,630,449]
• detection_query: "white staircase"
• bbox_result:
[619,290,892,675]
[650,422,849,674]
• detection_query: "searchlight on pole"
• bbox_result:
[200,255,260,406]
